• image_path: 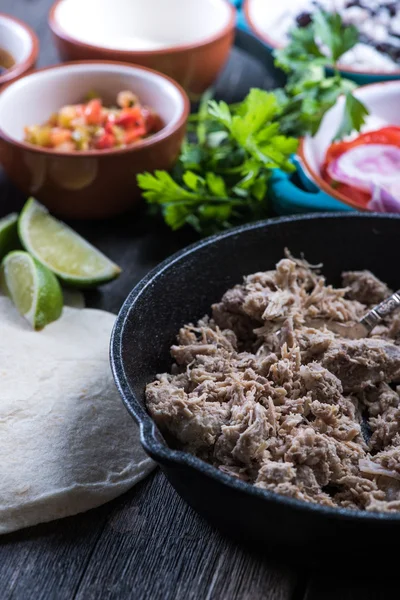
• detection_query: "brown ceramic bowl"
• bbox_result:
[48,0,236,99]
[0,13,39,90]
[0,61,189,220]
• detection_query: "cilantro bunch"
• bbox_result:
[137,10,369,235]
[138,89,298,235]
[275,10,368,137]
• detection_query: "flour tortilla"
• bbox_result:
[0,297,154,534]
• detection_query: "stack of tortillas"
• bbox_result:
[0,296,154,535]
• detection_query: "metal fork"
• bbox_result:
[310,290,400,340]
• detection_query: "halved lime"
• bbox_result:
[1,251,63,330]
[0,213,19,260]
[18,198,121,288]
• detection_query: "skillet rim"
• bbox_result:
[110,211,400,524]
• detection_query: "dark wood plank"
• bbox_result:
[73,471,297,600]
[0,471,299,600]
[0,503,110,599]
[0,2,300,599]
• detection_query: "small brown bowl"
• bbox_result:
[0,61,189,220]
[48,0,236,99]
[0,13,39,90]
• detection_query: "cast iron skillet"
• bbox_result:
[111,213,400,562]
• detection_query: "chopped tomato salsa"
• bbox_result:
[24,90,163,152]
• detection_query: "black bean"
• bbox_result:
[387,3,397,18]
[375,42,400,63]
[346,1,377,15]
[296,12,312,28]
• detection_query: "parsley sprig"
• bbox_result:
[138,89,298,235]
[275,10,368,137]
[138,10,369,235]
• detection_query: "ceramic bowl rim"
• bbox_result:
[49,0,236,56]
[297,138,368,209]
[0,12,39,86]
[0,60,190,158]
[110,212,400,525]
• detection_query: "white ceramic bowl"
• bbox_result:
[53,0,232,51]
[0,13,39,88]
[49,0,236,96]
[299,81,400,210]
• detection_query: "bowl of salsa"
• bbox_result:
[0,61,189,219]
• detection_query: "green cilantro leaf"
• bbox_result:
[274,9,369,138]
[137,171,195,204]
[274,26,325,73]
[313,10,358,62]
[208,100,232,128]
[334,91,369,139]
[137,9,368,236]
[205,172,227,197]
[137,87,297,235]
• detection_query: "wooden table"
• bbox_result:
[0,2,390,598]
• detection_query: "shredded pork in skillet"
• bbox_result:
[146,252,400,512]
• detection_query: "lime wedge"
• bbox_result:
[1,251,63,330]
[18,198,121,288]
[0,213,19,260]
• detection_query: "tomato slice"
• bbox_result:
[322,127,400,207]
[325,127,400,164]
[336,183,370,207]
[320,163,370,207]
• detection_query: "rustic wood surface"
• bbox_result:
[0,2,392,598]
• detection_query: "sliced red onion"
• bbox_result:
[367,181,400,213]
[327,144,400,192]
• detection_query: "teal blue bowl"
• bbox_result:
[269,157,354,216]
[325,67,400,85]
